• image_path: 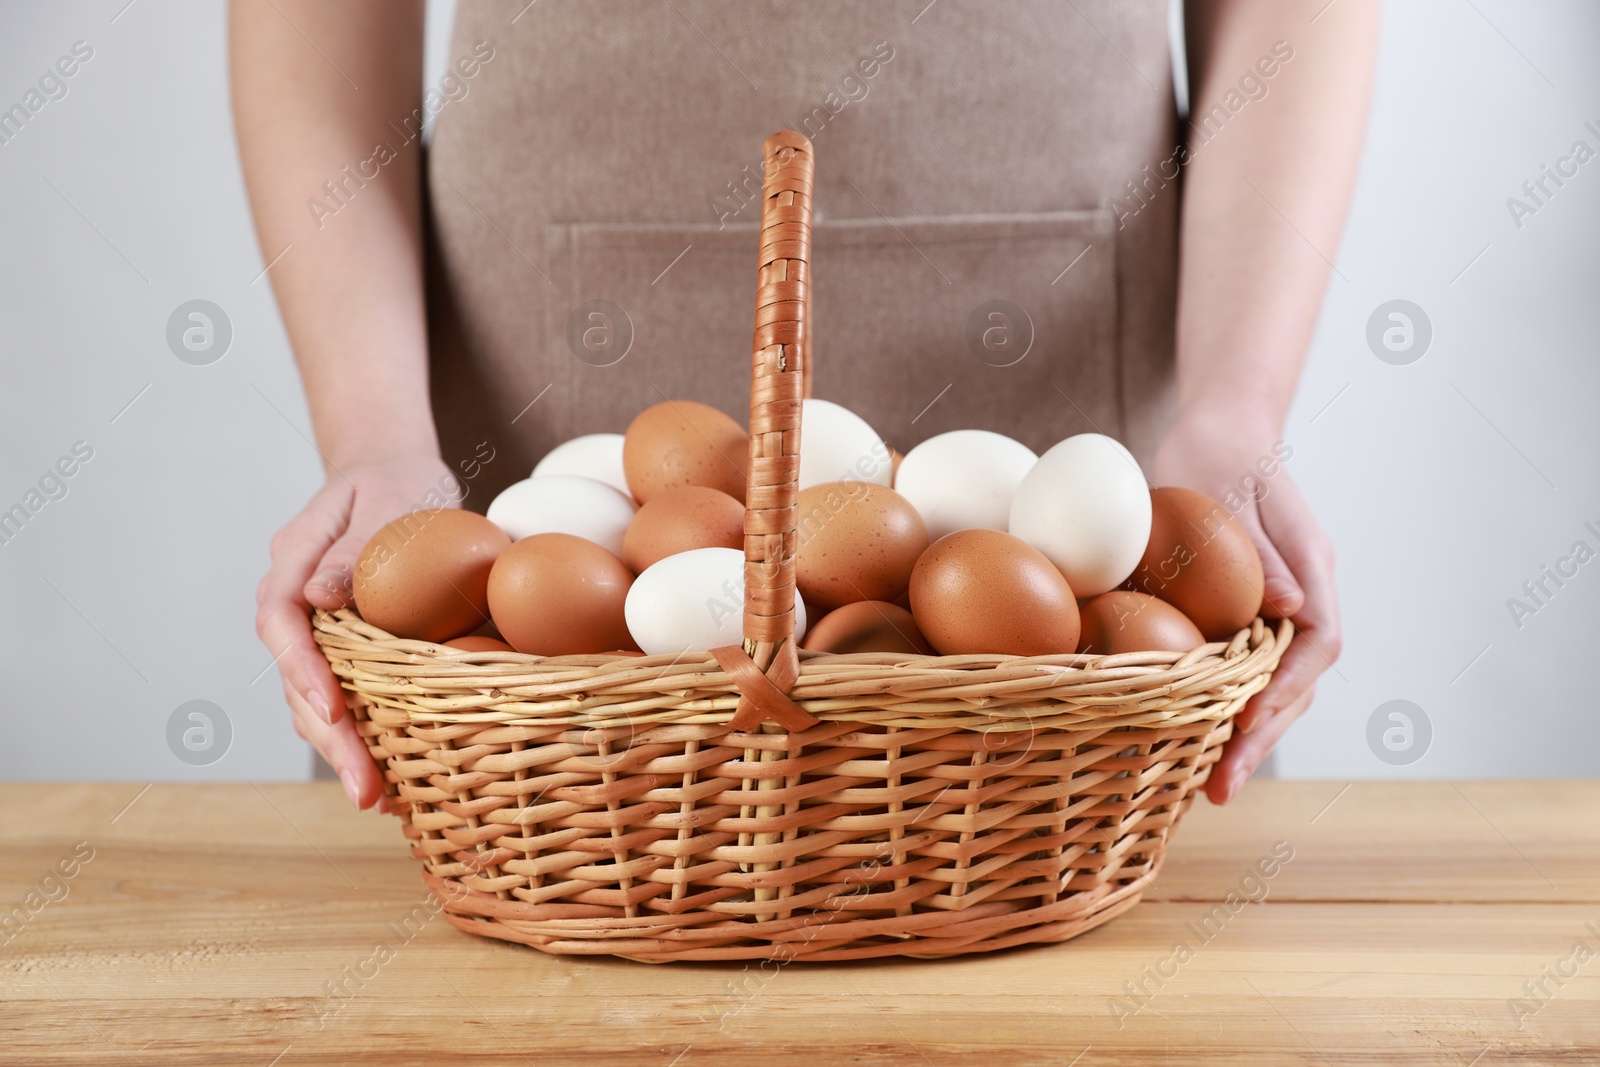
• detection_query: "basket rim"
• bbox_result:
[313,608,1290,733]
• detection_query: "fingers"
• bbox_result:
[303,475,441,610]
[305,528,366,611]
[1240,487,1305,620]
[1252,531,1304,620]
[1206,468,1341,803]
[1235,638,1316,734]
[1207,686,1315,805]
[257,483,356,724]
[268,481,354,583]
[286,682,386,809]
[258,592,346,725]
[1238,474,1342,733]
[1263,478,1341,656]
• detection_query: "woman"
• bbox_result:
[234,0,1372,810]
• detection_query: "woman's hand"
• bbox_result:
[234,2,442,808]
[1151,409,1342,805]
[255,454,457,809]
[1161,0,1373,801]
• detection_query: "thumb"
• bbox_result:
[305,529,368,611]
[1238,502,1303,620]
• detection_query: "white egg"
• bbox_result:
[1008,433,1151,597]
[486,475,636,555]
[894,430,1038,541]
[626,547,808,655]
[798,399,892,490]
[531,433,631,499]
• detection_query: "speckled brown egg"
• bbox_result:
[1127,487,1264,640]
[352,509,510,642]
[801,600,935,655]
[620,486,744,574]
[1077,591,1204,656]
[909,529,1080,656]
[795,482,928,612]
[623,400,748,504]
[487,533,637,655]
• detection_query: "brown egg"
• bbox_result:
[889,447,904,480]
[467,619,506,641]
[623,400,748,504]
[1077,591,1204,656]
[909,529,1080,656]
[795,482,928,612]
[487,533,637,655]
[801,601,935,655]
[443,635,517,652]
[353,509,510,642]
[620,486,744,574]
[1127,487,1265,640]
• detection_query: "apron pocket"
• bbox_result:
[545,209,1118,455]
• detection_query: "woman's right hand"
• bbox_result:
[255,454,458,809]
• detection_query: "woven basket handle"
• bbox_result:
[715,131,818,733]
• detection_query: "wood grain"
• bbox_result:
[2,781,1595,1065]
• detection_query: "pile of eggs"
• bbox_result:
[351,398,1266,660]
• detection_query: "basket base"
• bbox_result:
[354,710,1230,963]
[425,867,1158,962]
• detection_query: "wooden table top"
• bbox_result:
[3,781,1595,1065]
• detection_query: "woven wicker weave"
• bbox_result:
[312,131,1291,962]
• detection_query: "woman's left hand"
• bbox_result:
[1150,409,1343,804]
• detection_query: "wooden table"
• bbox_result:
[3,781,1595,1064]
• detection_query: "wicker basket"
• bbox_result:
[313,131,1290,963]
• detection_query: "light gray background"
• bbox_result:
[1,0,1595,783]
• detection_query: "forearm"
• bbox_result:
[1174,0,1379,441]
[230,0,435,470]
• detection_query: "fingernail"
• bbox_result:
[312,569,346,591]
[309,689,333,723]
[340,770,361,808]
[1228,767,1248,799]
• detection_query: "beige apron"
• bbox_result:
[425,0,1180,505]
